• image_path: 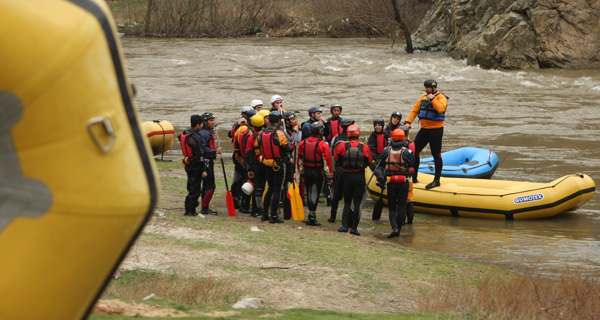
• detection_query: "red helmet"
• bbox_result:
[391,129,405,142]
[347,125,360,138]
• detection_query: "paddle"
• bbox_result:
[215,127,236,217]
[288,144,305,221]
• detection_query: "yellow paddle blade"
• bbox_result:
[288,181,305,221]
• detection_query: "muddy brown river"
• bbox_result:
[121,37,600,279]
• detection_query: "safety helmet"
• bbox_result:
[391,129,405,142]
[424,79,437,88]
[310,122,324,136]
[398,125,408,137]
[244,109,258,119]
[308,106,323,116]
[373,118,384,126]
[269,111,282,123]
[390,111,402,121]
[251,114,264,127]
[241,106,252,114]
[251,99,263,108]
[201,112,215,122]
[258,110,270,118]
[283,111,297,121]
[270,95,283,104]
[341,118,355,128]
[330,103,342,113]
[242,180,255,195]
[347,125,360,138]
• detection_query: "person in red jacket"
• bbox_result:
[298,122,333,226]
[244,114,266,218]
[333,125,373,236]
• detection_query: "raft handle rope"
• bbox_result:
[87,116,116,153]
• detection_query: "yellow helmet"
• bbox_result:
[257,110,270,118]
[251,114,265,127]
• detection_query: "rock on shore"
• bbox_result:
[412,0,600,69]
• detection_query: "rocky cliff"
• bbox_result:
[412,0,600,69]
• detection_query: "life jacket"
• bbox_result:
[385,147,413,178]
[418,92,446,121]
[238,129,252,158]
[180,132,194,158]
[233,124,249,155]
[326,118,342,142]
[259,127,284,167]
[303,138,323,167]
[376,132,388,154]
[342,142,368,170]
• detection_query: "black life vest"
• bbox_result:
[303,139,323,167]
[342,142,368,170]
[418,92,446,121]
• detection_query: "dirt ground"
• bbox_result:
[117,216,419,314]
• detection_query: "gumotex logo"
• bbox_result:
[513,193,544,204]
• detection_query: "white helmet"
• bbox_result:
[241,106,252,114]
[270,95,283,104]
[251,99,263,108]
[241,181,255,195]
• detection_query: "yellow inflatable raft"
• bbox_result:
[0,1,158,319]
[141,120,175,156]
[366,168,595,220]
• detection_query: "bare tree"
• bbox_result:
[391,0,413,53]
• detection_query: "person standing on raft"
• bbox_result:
[404,79,448,189]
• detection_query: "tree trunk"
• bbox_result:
[144,0,154,37]
[391,0,413,53]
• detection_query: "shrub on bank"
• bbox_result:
[107,0,432,38]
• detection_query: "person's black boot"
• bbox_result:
[201,207,218,215]
[387,229,400,238]
[269,214,284,224]
[406,202,415,224]
[425,180,441,190]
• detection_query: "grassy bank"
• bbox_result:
[91,158,599,319]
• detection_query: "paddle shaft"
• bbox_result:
[214,128,230,191]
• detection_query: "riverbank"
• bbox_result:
[91,159,598,319]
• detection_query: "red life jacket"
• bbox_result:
[303,138,323,167]
[259,130,282,160]
[180,133,194,158]
[326,119,342,141]
[385,147,411,175]
[376,132,388,154]
[238,129,252,158]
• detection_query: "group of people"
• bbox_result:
[178,79,448,237]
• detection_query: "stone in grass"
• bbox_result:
[232,297,264,309]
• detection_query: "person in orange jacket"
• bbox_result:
[333,125,373,236]
[404,79,448,189]
[298,122,333,226]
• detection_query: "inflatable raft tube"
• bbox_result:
[366,168,595,220]
[141,120,175,156]
[418,147,499,179]
[0,1,158,319]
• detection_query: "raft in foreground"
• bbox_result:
[366,168,595,220]
[419,147,499,179]
[0,1,158,319]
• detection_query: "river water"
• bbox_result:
[121,37,600,279]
